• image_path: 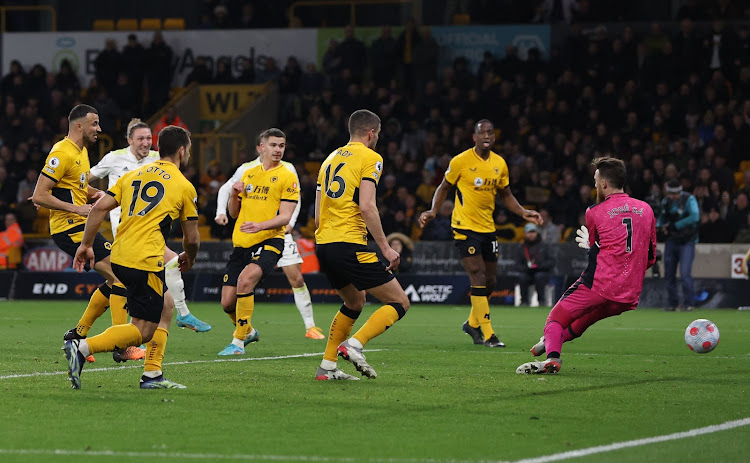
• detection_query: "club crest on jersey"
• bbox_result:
[468,246,476,254]
[474,177,484,187]
[494,167,499,175]
[48,157,60,168]
[270,176,278,183]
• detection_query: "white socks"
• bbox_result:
[292,284,315,329]
[165,256,189,317]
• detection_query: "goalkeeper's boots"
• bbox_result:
[530,336,546,356]
[62,329,95,363]
[176,313,212,332]
[516,357,562,375]
[113,345,146,363]
[337,339,377,378]
[63,339,85,389]
[314,367,360,381]
[484,334,506,348]
[305,326,326,339]
[218,343,245,356]
[139,375,187,389]
[462,321,485,345]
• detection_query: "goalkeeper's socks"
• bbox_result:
[542,321,564,358]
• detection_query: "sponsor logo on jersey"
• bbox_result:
[474,177,484,187]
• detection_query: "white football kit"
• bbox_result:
[89,147,160,238]
[217,158,303,266]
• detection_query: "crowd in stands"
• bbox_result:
[1,14,750,246]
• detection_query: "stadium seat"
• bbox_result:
[163,18,185,30]
[116,18,139,30]
[740,160,750,172]
[92,19,115,31]
[7,246,22,270]
[452,13,471,25]
[735,171,744,190]
[305,161,322,176]
[140,18,162,30]
[198,225,212,240]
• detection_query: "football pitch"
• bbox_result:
[0,300,748,463]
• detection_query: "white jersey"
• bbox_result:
[89,147,160,237]
[216,158,301,228]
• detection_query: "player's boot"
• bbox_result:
[218,344,245,355]
[113,345,146,363]
[484,334,506,348]
[530,336,546,356]
[63,339,85,389]
[305,326,325,340]
[245,329,259,346]
[314,367,360,381]
[139,375,187,389]
[62,329,95,363]
[462,321,484,345]
[337,339,377,378]
[176,313,212,332]
[516,357,562,375]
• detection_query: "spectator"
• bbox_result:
[94,38,121,95]
[516,223,555,306]
[121,34,146,110]
[421,199,453,241]
[146,31,173,113]
[337,24,367,84]
[185,56,213,86]
[152,106,188,149]
[214,58,235,84]
[0,212,23,269]
[727,191,750,240]
[370,26,397,88]
[700,206,733,243]
[386,232,413,273]
[658,179,700,311]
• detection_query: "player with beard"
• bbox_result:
[32,105,127,363]
[419,119,542,348]
[517,157,656,374]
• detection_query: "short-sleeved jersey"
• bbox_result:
[41,137,92,234]
[218,158,302,228]
[444,148,509,234]
[315,142,383,245]
[90,147,160,189]
[232,162,299,248]
[107,160,198,272]
[581,193,657,303]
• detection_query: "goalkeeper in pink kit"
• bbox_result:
[517,157,657,374]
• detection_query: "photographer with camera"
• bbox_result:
[657,179,700,311]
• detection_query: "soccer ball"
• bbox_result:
[684,319,720,354]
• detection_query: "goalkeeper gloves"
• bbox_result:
[575,225,589,250]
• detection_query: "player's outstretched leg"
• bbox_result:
[63,339,86,389]
[166,256,211,332]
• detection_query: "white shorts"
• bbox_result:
[277,234,303,267]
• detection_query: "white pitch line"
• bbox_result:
[511,417,750,463]
[0,350,385,381]
[0,417,747,462]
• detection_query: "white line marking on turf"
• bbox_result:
[0,417,747,462]
[0,350,385,380]
[511,417,750,463]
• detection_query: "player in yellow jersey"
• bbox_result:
[419,119,542,347]
[64,126,200,389]
[217,128,300,355]
[32,105,137,363]
[314,109,410,381]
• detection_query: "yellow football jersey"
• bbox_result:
[233,162,299,248]
[41,137,91,234]
[316,142,383,245]
[107,160,198,272]
[444,148,509,233]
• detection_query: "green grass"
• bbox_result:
[0,300,748,463]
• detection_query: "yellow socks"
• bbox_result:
[145,327,168,373]
[74,285,110,337]
[470,286,494,340]
[86,323,143,354]
[323,305,359,362]
[226,311,237,326]
[352,303,406,347]
[109,283,128,325]
[232,292,254,342]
